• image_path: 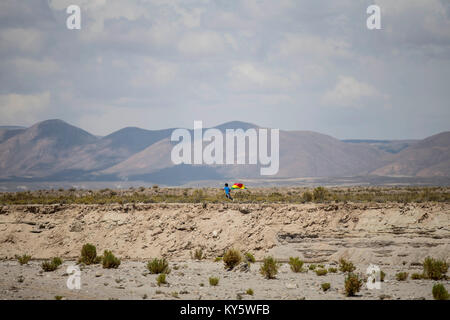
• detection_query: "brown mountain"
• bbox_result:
[0,119,97,178]
[0,119,448,183]
[101,126,390,180]
[371,132,450,177]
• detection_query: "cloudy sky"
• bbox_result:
[0,0,449,139]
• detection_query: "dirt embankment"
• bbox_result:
[0,202,449,265]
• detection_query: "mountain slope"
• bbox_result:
[371,132,450,177]
[0,119,448,183]
[0,119,98,178]
[101,124,390,181]
[56,127,175,173]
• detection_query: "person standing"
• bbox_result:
[224,183,233,200]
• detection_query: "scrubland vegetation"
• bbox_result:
[1,186,449,205]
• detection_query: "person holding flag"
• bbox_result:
[223,183,233,200]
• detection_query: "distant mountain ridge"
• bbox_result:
[0,119,448,184]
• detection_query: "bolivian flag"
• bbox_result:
[232,183,246,189]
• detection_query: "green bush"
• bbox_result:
[321,283,331,292]
[432,283,449,300]
[309,264,316,270]
[339,258,356,273]
[344,273,362,296]
[52,257,63,267]
[147,258,170,274]
[102,250,121,269]
[193,248,204,260]
[156,274,167,286]
[41,260,58,272]
[411,272,423,280]
[315,268,328,276]
[313,187,328,202]
[223,249,242,270]
[396,272,408,281]
[302,191,313,202]
[245,252,256,263]
[328,267,337,273]
[289,257,304,273]
[246,288,254,296]
[209,277,219,286]
[214,257,222,262]
[79,243,101,265]
[260,256,279,279]
[423,257,448,280]
[16,254,31,265]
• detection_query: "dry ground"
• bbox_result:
[0,199,449,299]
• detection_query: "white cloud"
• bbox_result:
[229,63,300,91]
[375,0,450,42]
[322,76,385,108]
[130,58,178,88]
[177,31,226,55]
[275,33,352,60]
[0,28,43,53]
[0,92,51,124]
[10,58,58,76]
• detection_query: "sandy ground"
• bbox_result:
[1,260,448,300]
[0,202,449,299]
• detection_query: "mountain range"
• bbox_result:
[0,119,448,185]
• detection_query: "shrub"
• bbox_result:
[411,272,423,280]
[328,267,337,273]
[54,296,63,300]
[260,256,279,279]
[156,274,167,286]
[315,268,328,276]
[193,248,204,260]
[147,258,170,274]
[246,288,254,296]
[432,283,449,300]
[102,250,121,269]
[309,264,316,270]
[214,257,222,262]
[396,272,408,281]
[223,249,242,270]
[41,260,58,272]
[344,273,362,297]
[245,252,256,263]
[209,277,219,286]
[313,187,328,202]
[289,257,304,273]
[339,258,356,273]
[423,257,448,280]
[16,254,31,265]
[321,283,331,292]
[79,243,101,265]
[52,257,63,267]
[302,191,313,202]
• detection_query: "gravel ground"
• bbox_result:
[1,260,447,300]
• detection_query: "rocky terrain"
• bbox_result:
[0,200,448,299]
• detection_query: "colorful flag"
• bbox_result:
[232,183,246,189]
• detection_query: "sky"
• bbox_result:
[0,0,449,139]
